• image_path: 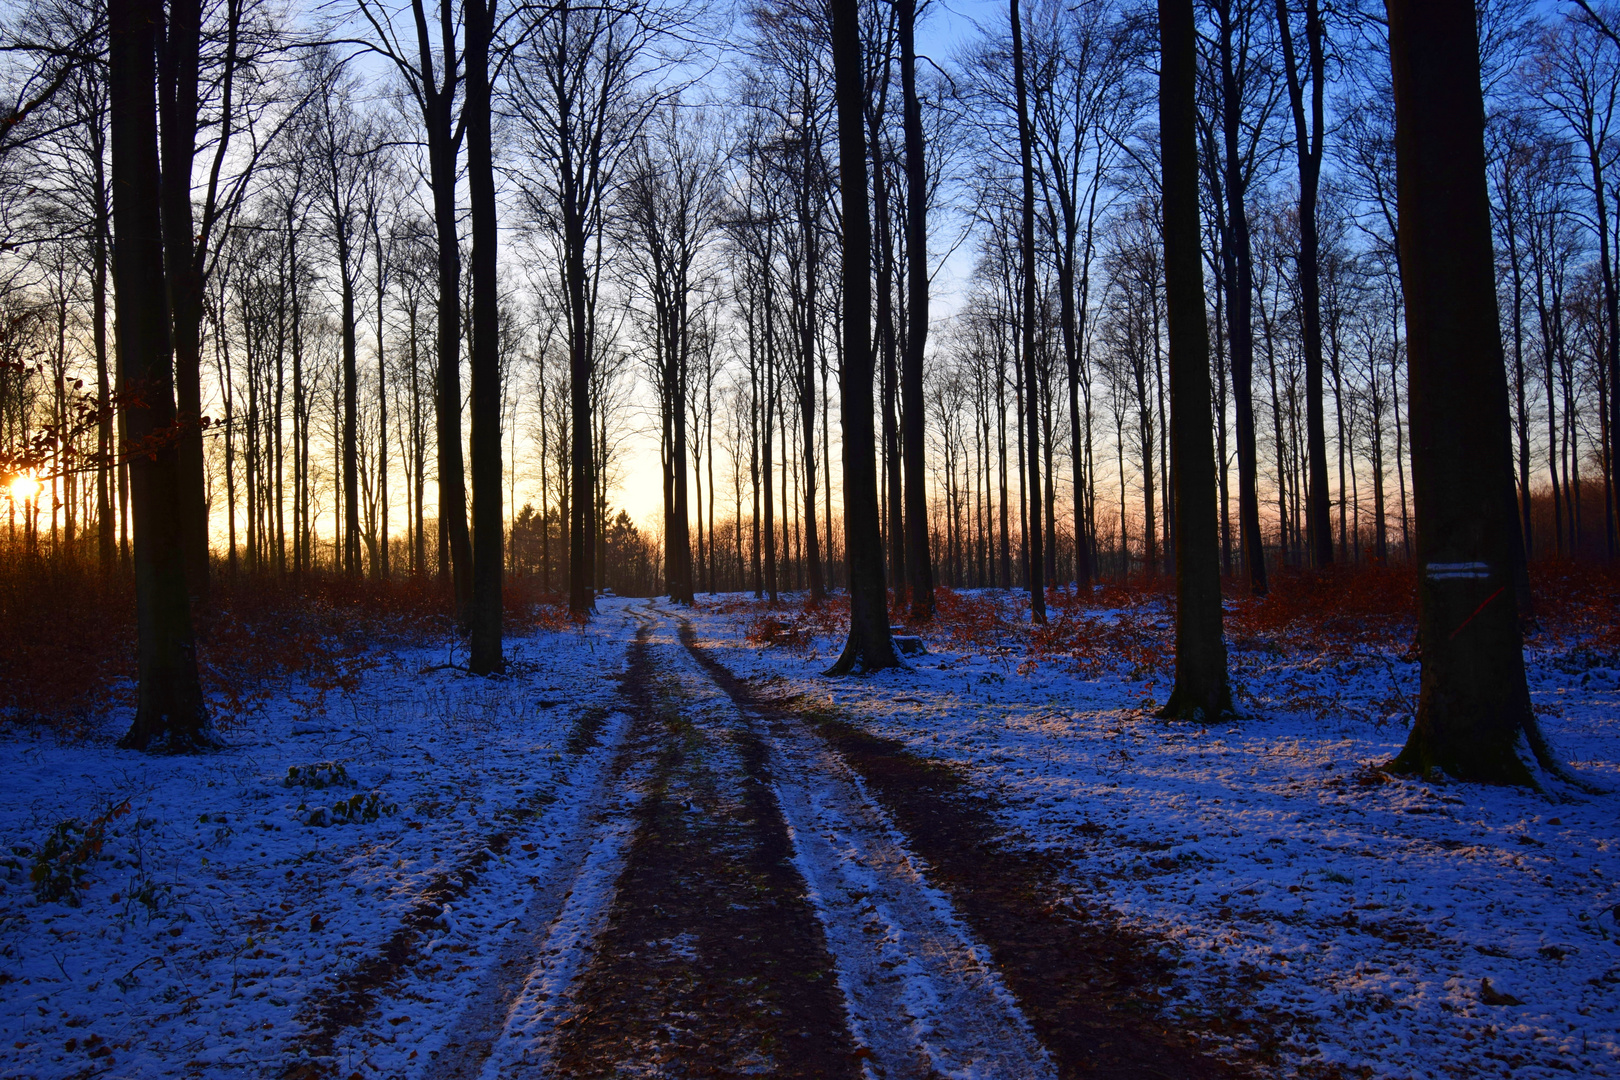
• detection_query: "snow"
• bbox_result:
[684,590,1620,1080]
[2,587,1614,1080]
[654,616,1056,1080]
[0,606,637,1078]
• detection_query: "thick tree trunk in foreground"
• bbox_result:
[466,0,504,673]
[900,0,934,622]
[1385,0,1549,785]
[1157,0,1232,722]
[1012,0,1045,623]
[111,0,214,752]
[826,0,899,675]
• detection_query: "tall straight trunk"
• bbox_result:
[1217,0,1267,595]
[1386,0,1555,786]
[1332,348,1347,559]
[111,0,212,751]
[290,211,306,578]
[874,103,905,595]
[466,0,503,671]
[1012,0,1045,622]
[798,192,825,601]
[748,281,763,597]
[411,0,472,610]
[1537,264,1564,555]
[375,229,389,579]
[899,0,934,619]
[413,310,426,576]
[670,307,696,603]
[157,0,209,600]
[763,265,779,601]
[991,341,1004,586]
[337,224,361,577]
[827,0,898,673]
[1065,179,1099,592]
[94,175,114,575]
[1157,0,1231,722]
[274,264,286,574]
[1591,129,1620,558]
[1276,0,1332,568]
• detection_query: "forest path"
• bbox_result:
[433,601,1059,1079]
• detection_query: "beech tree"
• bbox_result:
[898,0,934,620]
[826,0,899,674]
[1157,0,1230,721]
[465,0,503,673]
[110,0,213,751]
[1384,0,1568,785]
[619,105,725,606]
[1011,0,1046,623]
[1274,0,1332,568]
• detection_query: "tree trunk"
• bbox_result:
[95,170,114,576]
[1217,0,1267,596]
[1012,0,1045,622]
[1276,0,1332,568]
[466,0,504,671]
[111,0,213,752]
[900,0,934,620]
[1157,0,1232,722]
[1386,0,1551,786]
[157,0,210,600]
[826,0,899,674]
[415,0,472,615]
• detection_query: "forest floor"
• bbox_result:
[0,584,1616,1080]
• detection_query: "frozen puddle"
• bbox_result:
[664,608,1057,1080]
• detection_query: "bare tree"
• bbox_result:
[826,0,899,673]
[110,0,213,751]
[1158,0,1230,721]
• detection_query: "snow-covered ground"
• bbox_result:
[684,590,1620,1080]
[2,587,1615,1080]
[0,604,637,1079]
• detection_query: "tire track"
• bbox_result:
[534,603,860,1078]
[677,610,1247,1080]
[665,607,1058,1080]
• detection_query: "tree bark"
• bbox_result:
[899,0,934,621]
[111,0,214,752]
[157,0,210,600]
[826,0,899,674]
[1385,0,1551,786]
[1156,0,1232,722]
[1276,0,1332,568]
[1216,0,1267,596]
[410,0,472,616]
[1012,0,1045,623]
[466,0,504,672]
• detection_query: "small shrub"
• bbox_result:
[283,761,353,789]
[295,790,396,827]
[29,801,130,904]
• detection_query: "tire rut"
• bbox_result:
[676,613,1253,1080]
[538,605,860,1078]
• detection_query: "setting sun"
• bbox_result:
[7,471,40,502]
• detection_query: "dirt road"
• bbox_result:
[294,603,1234,1080]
